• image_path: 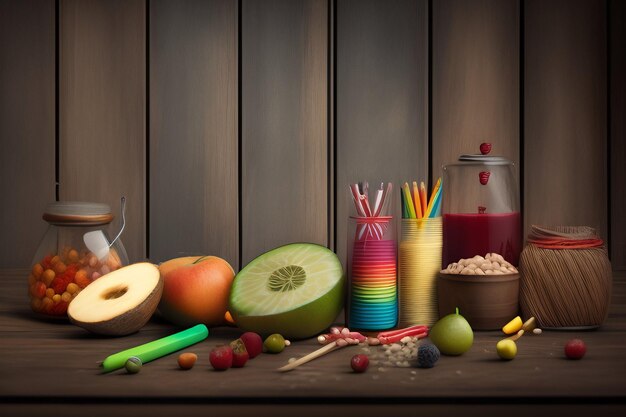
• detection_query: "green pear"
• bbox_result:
[429,307,474,355]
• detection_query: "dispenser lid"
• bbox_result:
[457,143,512,165]
[43,201,114,225]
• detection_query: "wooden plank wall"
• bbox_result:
[0,0,55,268]
[59,0,146,261]
[432,0,519,178]
[610,0,626,270]
[524,0,607,242]
[149,0,238,267]
[336,0,428,266]
[1,0,623,270]
[241,0,328,266]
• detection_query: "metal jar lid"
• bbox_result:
[42,201,114,226]
[457,143,513,166]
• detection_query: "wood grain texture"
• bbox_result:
[432,0,520,178]
[336,0,428,267]
[59,0,146,261]
[149,0,238,267]
[0,0,55,268]
[241,0,328,265]
[1,269,626,399]
[611,0,626,269]
[524,0,607,241]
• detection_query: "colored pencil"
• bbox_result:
[426,177,441,212]
[419,182,428,216]
[412,181,423,219]
[402,182,417,219]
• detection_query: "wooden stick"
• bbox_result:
[507,329,525,341]
[277,342,341,372]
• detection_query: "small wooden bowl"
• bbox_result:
[437,272,520,331]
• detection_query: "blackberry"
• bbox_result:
[416,344,440,368]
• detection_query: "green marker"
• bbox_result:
[101,324,209,373]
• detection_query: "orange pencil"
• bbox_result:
[419,182,428,216]
[426,178,441,212]
[412,181,423,218]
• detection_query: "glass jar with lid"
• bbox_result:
[27,199,129,317]
[442,143,521,267]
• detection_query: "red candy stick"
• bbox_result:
[377,325,429,344]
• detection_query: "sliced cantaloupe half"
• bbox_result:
[68,262,163,336]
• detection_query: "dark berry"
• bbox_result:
[416,344,440,368]
[240,332,263,359]
[564,339,586,360]
[351,354,369,373]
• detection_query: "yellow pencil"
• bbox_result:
[403,182,417,219]
[419,182,428,216]
[412,181,423,218]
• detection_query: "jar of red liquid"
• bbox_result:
[27,200,128,318]
[442,144,521,267]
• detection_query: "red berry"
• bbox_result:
[209,345,233,370]
[240,332,263,359]
[564,339,586,360]
[51,277,67,294]
[230,339,249,368]
[480,142,492,155]
[350,354,369,373]
[33,281,46,299]
[479,171,491,185]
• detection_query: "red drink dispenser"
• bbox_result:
[442,144,522,267]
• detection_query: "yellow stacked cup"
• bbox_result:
[398,217,442,327]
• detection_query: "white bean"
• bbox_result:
[475,268,486,275]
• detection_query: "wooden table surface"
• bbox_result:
[1,269,625,415]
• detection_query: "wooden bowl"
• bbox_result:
[437,272,520,331]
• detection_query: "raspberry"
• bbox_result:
[209,345,233,370]
[564,339,586,360]
[350,354,369,373]
[416,344,440,368]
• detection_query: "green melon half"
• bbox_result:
[229,243,345,339]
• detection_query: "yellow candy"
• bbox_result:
[502,316,523,335]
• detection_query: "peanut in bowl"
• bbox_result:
[437,254,520,330]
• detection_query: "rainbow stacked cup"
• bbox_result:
[348,217,398,330]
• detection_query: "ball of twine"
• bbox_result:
[519,240,612,328]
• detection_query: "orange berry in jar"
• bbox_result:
[42,297,53,311]
[74,269,91,288]
[88,255,98,268]
[28,274,37,286]
[32,263,43,278]
[66,282,79,294]
[52,294,61,304]
[51,255,61,265]
[54,262,67,274]
[42,269,55,285]
[46,288,55,298]
[61,292,72,302]
[68,249,79,263]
